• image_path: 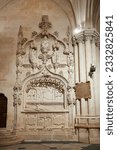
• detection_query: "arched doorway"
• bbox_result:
[0,93,7,128]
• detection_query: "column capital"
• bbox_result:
[76,32,85,44]
[95,39,100,48]
[72,29,100,44]
[84,29,99,41]
[71,36,77,46]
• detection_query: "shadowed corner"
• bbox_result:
[81,144,100,150]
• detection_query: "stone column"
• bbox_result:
[77,34,88,115]
[73,30,100,143]
[85,30,96,115]
[89,32,100,144]
[13,84,22,133]
[72,36,79,84]
[13,88,18,133]
[96,42,100,115]
[91,36,100,115]
[72,36,80,116]
[76,32,88,143]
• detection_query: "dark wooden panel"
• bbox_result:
[0,94,7,127]
[75,81,91,99]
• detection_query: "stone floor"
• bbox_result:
[0,143,100,150]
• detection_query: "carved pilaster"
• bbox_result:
[13,83,22,106]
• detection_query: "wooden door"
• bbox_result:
[0,94,7,127]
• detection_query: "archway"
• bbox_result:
[0,93,7,128]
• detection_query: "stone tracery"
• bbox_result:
[13,14,100,144]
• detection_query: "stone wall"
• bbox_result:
[0,0,100,143]
[0,0,71,129]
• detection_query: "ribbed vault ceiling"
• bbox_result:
[0,0,100,32]
[54,0,100,31]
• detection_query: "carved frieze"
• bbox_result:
[38,117,45,128]
[26,86,63,102]
[26,78,64,94]
[24,113,66,129]
[25,114,37,127]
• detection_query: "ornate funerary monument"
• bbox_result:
[13,15,100,143]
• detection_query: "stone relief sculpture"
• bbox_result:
[26,81,64,103]
[39,35,53,65]
[15,15,72,83]
[27,88,37,101]
[25,113,65,129]
[53,114,64,126]
[38,117,45,128]
[26,83,63,103]
[14,15,75,132]
[29,41,38,69]
[12,14,100,143]
[26,117,37,126]
[67,86,75,105]
[41,36,50,54]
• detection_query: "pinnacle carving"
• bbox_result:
[17,25,27,55]
[39,15,52,33]
[18,25,23,40]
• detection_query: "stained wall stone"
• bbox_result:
[0,0,71,129]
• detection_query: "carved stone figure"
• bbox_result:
[41,36,50,54]
[29,41,38,69]
[67,86,75,105]
[26,86,63,102]
[27,88,37,101]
